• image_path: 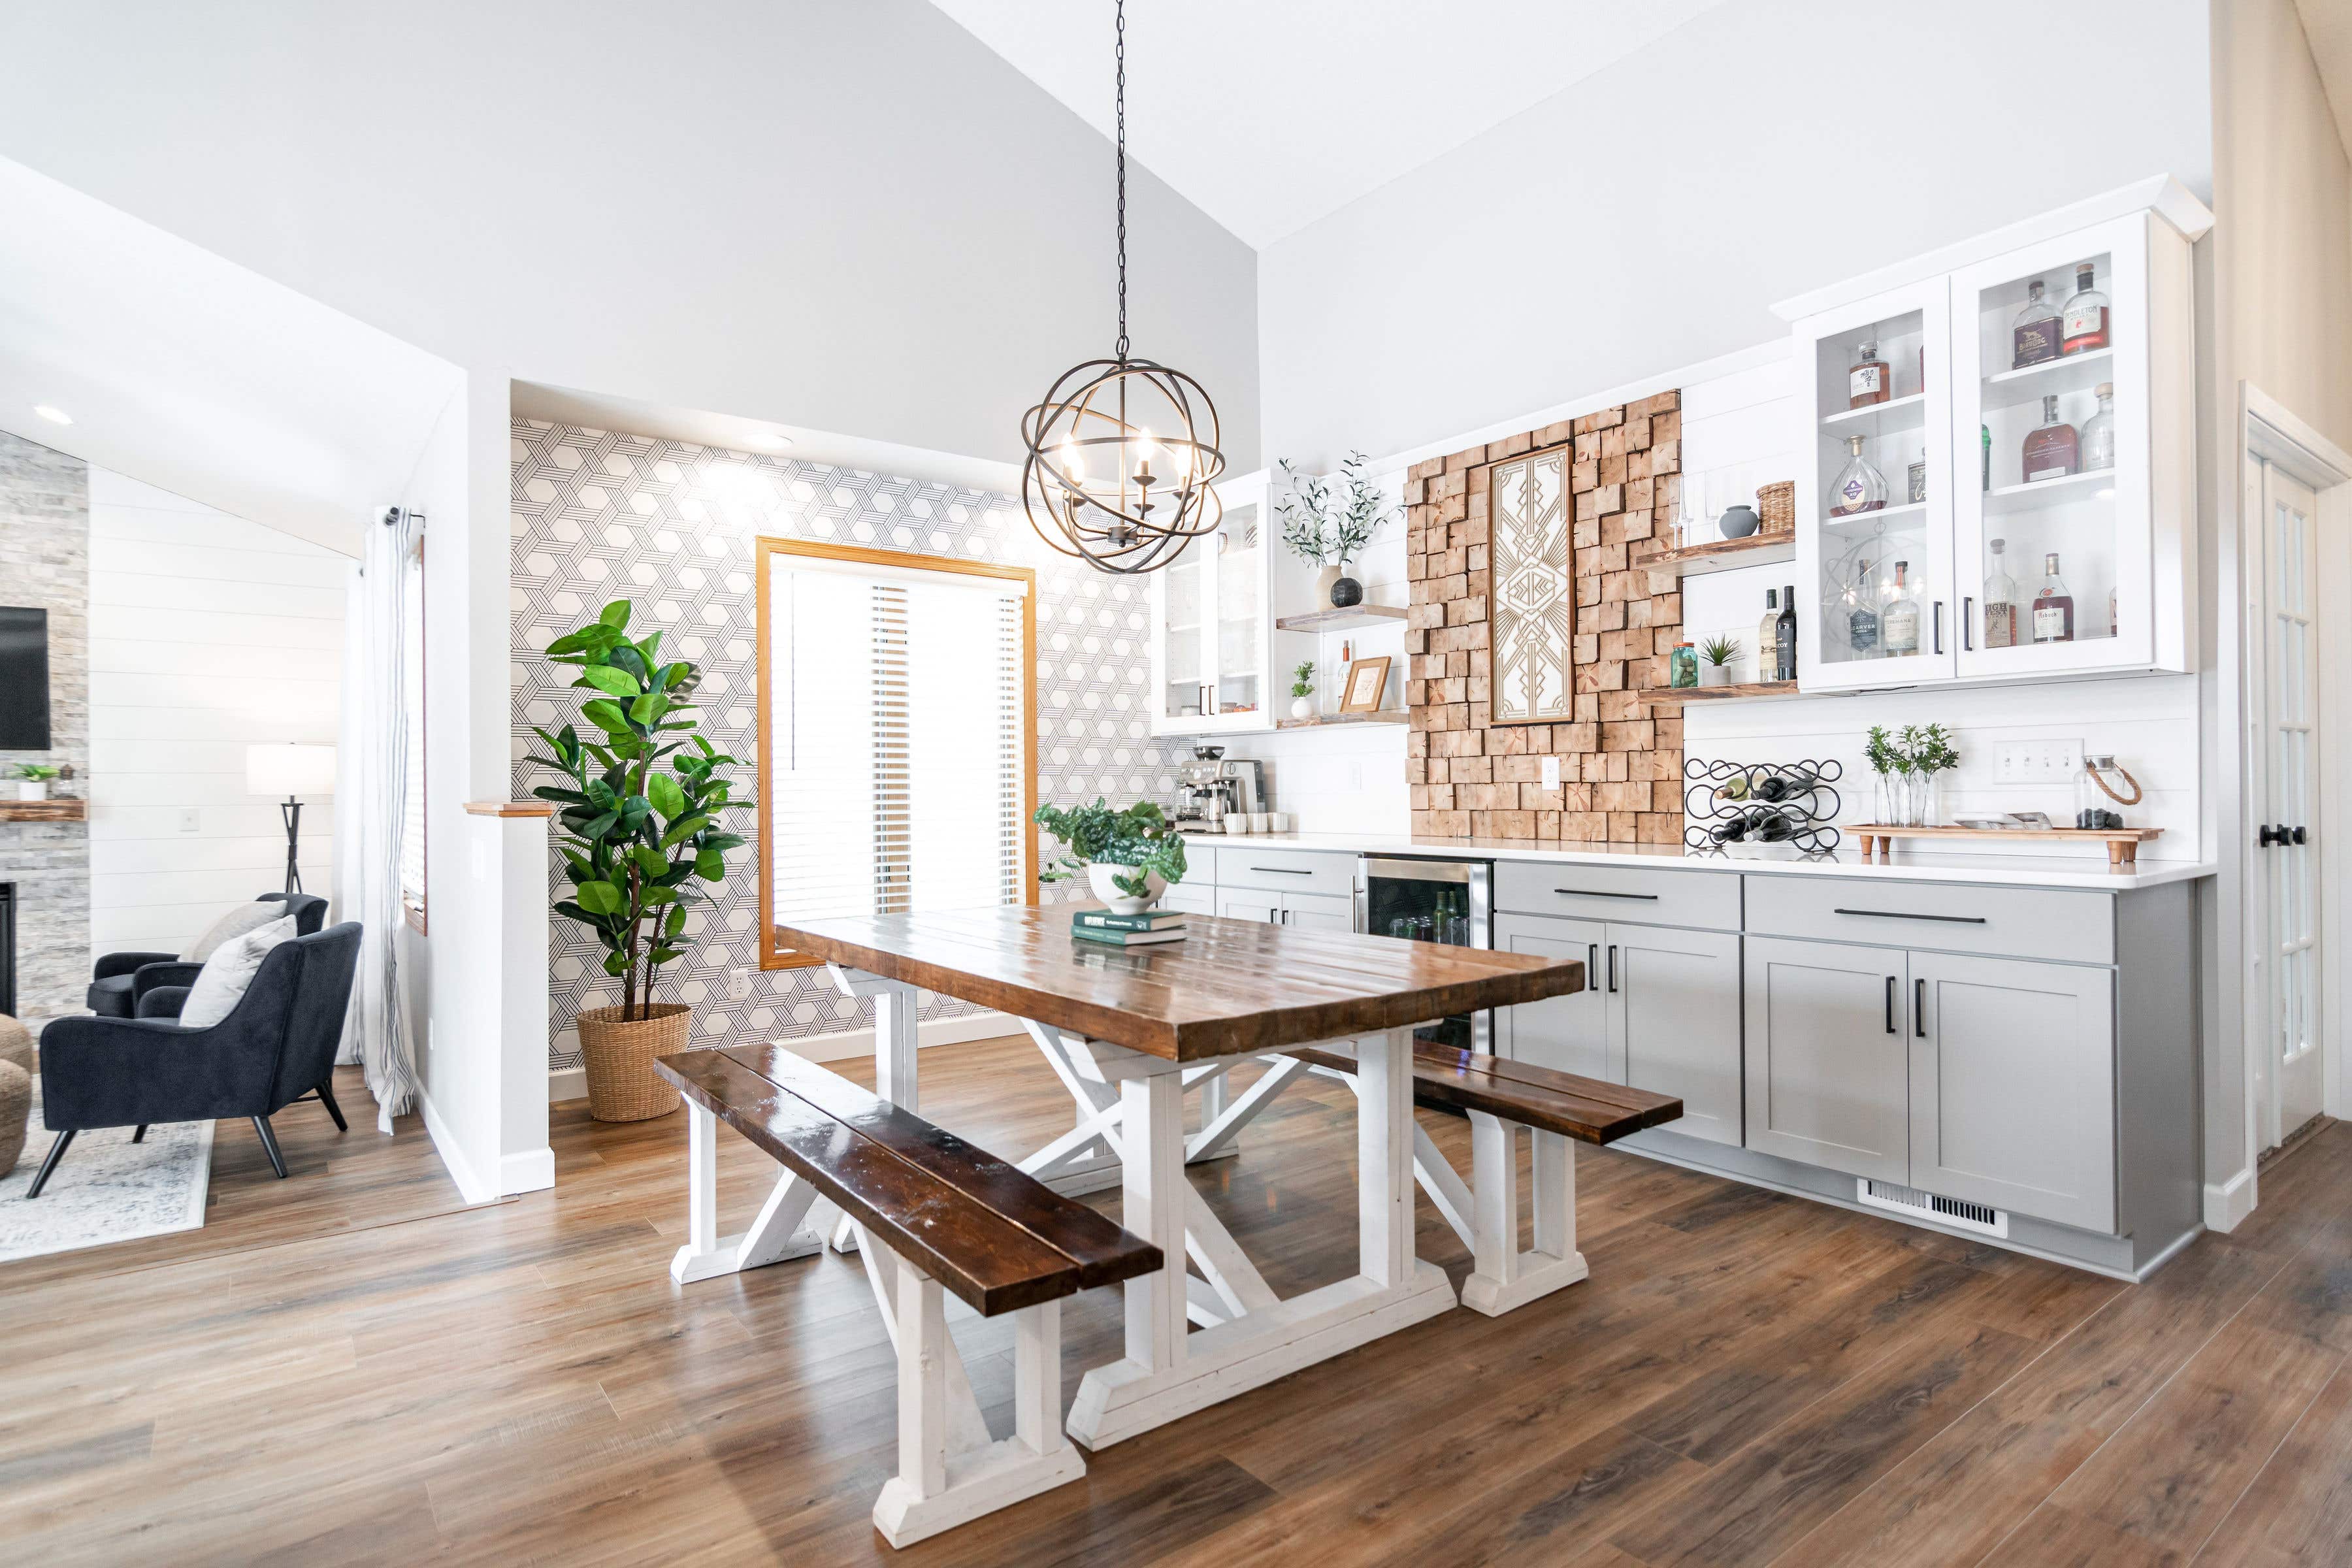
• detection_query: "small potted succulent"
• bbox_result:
[1035,798,1190,915]
[1290,659,1317,721]
[13,763,59,802]
[1697,634,1741,688]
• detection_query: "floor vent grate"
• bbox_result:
[1857,1178,2009,1238]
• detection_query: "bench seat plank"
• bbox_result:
[1288,1042,1682,1146]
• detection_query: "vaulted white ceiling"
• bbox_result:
[929,0,1729,248]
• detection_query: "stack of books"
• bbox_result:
[1071,908,1190,947]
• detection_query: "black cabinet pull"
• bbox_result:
[1833,907,1989,924]
[1607,945,1618,994]
[1587,943,1599,991]
[1915,977,1927,1037]
[2260,825,2288,849]
[2294,826,2310,845]
[1250,866,1313,875]
[1555,888,1659,900]
[1963,596,1975,651]
[1885,975,1898,1035]
[1933,600,1944,655]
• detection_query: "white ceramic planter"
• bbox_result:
[1290,696,1315,719]
[15,781,46,802]
[1313,564,1343,604]
[1699,662,1735,687]
[1086,863,1168,915]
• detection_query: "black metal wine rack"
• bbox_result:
[1682,757,1844,855]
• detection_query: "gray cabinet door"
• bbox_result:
[1744,935,1910,1183]
[1281,889,1356,933]
[1494,911,1610,1081]
[1910,951,2117,1233]
[1613,924,1742,1147]
[1215,889,1282,925]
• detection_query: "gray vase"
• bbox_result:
[1717,504,1761,540]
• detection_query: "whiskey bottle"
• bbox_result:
[1774,584,1797,681]
[2080,382,2115,471]
[2060,262,2110,355]
[1829,434,1889,516]
[2013,278,2063,367]
[1842,558,1880,656]
[1982,538,2019,649]
[1848,339,1890,408]
[2033,553,2076,643]
[1881,561,1920,655]
[2021,394,2079,483]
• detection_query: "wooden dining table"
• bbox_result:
[669,905,1588,1450]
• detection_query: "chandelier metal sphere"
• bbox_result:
[1020,0,1225,576]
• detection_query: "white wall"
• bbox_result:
[86,468,343,953]
[1259,0,2214,466]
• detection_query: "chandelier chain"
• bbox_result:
[1114,0,1128,361]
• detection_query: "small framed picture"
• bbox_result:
[1340,655,1392,713]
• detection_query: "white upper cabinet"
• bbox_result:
[1780,179,2208,694]
[1149,469,1273,735]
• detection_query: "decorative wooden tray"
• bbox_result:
[0,798,87,822]
[1852,823,2163,866]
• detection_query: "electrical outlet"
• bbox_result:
[178,808,201,833]
[1541,756,1561,791]
[1996,739,2083,785]
[1348,761,1364,790]
[728,967,752,1002]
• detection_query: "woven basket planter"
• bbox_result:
[575,1003,692,1122]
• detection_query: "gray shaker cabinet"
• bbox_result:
[1494,912,1610,1081]
[1742,935,1910,1183]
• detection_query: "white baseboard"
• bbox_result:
[419,1090,498,1206]
[2204,1165,2257,1232]
[500,1146,555,1196]
[546,1009,1019,1103]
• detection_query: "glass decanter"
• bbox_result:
[1829,434,1888,516]
[2080,382,2115,471]
[2013,278,2062,367]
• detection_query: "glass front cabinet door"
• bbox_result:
[1151,470,1272,735]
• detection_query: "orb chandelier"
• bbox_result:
[1020,0,1225,575]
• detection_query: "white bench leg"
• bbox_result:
[669,1100,828,1284]
[871,1265,1086,1548]
[1460,1115,1589,1316]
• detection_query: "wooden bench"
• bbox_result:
[657,1045,1163,1548]
[1286,1042,1681,1316]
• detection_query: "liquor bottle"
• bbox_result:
[1774,584,1797,681]
[2080,382,2115,470]
[2021,394,2079,483]
[2061,262,2110,355]
[1906,456,1927,505]
[1982,538,2019,649]
[2033,553,2076,643]
[1848,339,1889,408]
[1758,589,1780,673]
[2013,278,2063,367]
[1982,424,1991,492]
[1842,558,1880,656]
[1829,434,1888,516]
[1881,561,1920,655]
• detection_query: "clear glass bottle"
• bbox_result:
[1982,537,2019,649]
[2033,552,2076,643]
[2061,262,2110,355]
[1841,557,1880,656]
[1829,434,1889,516]
[2013,278,2063,367]
[1848,338,1889,409]
[1881,561,1920,655]
[2021,394,2079,483]
[1669,640,1697,689]
[2080,382,2115,471]
[1758,588,1780,671]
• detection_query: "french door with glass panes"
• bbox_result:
[1149,469,1272,736]
[1792,277,1957,691]
[2260,459,2325,1144]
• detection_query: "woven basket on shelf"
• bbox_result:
[1757,480,1795,535]
[575,1003,692,1122]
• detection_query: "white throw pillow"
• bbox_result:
[180,898,287,962]
[178,914,298,1029]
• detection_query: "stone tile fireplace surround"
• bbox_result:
[1403,390,1686,845]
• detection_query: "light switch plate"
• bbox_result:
[178,808,201,833]
[1996,739,2083,784]
[1541,756,1562,790]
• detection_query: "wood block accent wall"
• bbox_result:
[1403,391,1685,844]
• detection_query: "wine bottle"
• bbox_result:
[1774,584,1797,681]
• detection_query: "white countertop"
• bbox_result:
[1181,830,2215,892]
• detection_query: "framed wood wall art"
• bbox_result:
[1340,655,1392,713]
[1484,445,1576,726]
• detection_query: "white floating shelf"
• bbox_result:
[1821,500,1929,532]
[1982,348,2115,410]
[1984,468,2117,515]
[1821,392,1926,431]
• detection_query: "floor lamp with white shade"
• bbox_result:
[247,743,336,896]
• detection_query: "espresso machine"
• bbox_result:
[1173,745,1264,834]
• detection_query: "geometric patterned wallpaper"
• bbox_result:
[510,418,1194,1073]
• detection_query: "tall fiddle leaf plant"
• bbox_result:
[525,600,745,1021]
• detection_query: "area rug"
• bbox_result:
[0,1080,212,1262]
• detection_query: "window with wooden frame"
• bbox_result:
[757,538,1036,968]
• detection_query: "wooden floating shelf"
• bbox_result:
[1852,822,2163,867]
[1274,605,1409,632]
[1275,710,1410,729]
[0,798,88,822]
[1638,681,1801,708]
[1637,532,1796,578]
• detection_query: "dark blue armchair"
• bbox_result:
[29,921,362,1196]
[86,892,327,1019]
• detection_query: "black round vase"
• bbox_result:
[1328,574,1363,608]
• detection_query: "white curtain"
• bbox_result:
[338,506,423,1132]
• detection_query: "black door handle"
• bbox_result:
[1885,975,1898,1035]
[1249,866,1313,875]
[1915,977,1927,1038]
[1587,943,1599,992]
[1607,945,1618,994]
[1835,907,1989,924]
[2261,824,2288,848]
[1933,600,1944,655]
[2293,826,2310,845]
[1963,596,1975,651]
[1554,889,1659,900]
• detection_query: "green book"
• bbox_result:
[1073,908,1190,932]
[1073,924,1188,947]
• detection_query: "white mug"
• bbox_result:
[1222,816,1246,834]
[1248,812,1270,833]
[1269,812,1294,833]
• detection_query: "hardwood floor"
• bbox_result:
[3,1038,2348,1567]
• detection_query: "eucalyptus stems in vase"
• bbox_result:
[1865,723,1959,827]
[1275,450,1397,608]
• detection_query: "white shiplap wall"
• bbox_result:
[88,469,346,953]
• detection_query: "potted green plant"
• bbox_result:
[1697,634,1741,688]
[1275,450,1397,608]
[1866,723,1959,826]
[525,600,745,1122]
[1289,659,1317,721]
[1034,798,1189,915]
[12,763,59,803]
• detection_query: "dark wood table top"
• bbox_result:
[772,906,1587,1062]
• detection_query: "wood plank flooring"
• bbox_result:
[3,1037,2348,1566]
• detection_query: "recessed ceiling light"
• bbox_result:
[33,404,72,425]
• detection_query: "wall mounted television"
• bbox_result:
[0,607,52,751]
